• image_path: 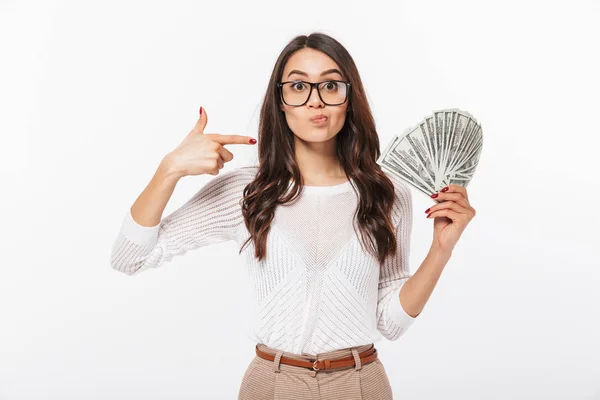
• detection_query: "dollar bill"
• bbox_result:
[376,108,483,201]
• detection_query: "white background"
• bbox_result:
[2,0,599,399]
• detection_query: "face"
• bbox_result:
[279,48,349,145]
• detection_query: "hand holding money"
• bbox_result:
[425,184,476,254]
[377,108,482,253]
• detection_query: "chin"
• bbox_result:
[298,131,337,142]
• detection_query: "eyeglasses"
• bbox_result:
[277,80,351,106]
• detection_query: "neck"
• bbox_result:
[294,136,346,185]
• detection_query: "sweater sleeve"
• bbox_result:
[109,168,250,276]
[376,176,417,340]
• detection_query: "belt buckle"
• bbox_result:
[312,360,320,371]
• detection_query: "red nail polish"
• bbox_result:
[199,106,203,115]
[249,138,257,144]
[427,213,432,218]
[441,187,449,192]
[431,193,438,198]
[425,208,430,213]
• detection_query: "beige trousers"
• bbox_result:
[238,343,394,399]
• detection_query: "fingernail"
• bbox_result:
[199,106,203,115]
[249,138,257,144]
[425,208,430,213]
[431,193,438,198]
[427,213,432,218]
[441,187,449,192]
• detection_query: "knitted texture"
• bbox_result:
[110,166,417,355]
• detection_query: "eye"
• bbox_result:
[322,81,338,91]
[291,81,307,91]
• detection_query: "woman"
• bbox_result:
[110,32,476,399]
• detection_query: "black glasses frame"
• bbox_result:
[277,80,352,106]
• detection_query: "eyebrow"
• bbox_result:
[287,68,344,79]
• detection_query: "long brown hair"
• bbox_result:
[239,32,398,265]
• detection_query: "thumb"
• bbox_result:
[190,106,208,135]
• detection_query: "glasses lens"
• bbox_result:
[281,81,347,105]
[318,81,347,105]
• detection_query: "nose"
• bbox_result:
[307,84,324,107]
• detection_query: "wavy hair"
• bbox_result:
[239,32,398,265]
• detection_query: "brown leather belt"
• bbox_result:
[255,344,378,371]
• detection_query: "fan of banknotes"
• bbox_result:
[376,108,483,201]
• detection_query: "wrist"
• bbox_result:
[428,243,453,260]
[158,156,185,181]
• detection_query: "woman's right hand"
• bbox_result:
[164,107,257,177]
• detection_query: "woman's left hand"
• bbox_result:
[425,184,476,254]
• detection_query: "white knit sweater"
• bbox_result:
[110,165,417,355]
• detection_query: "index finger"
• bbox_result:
[205,133,257,145]
[442,184,468,201]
